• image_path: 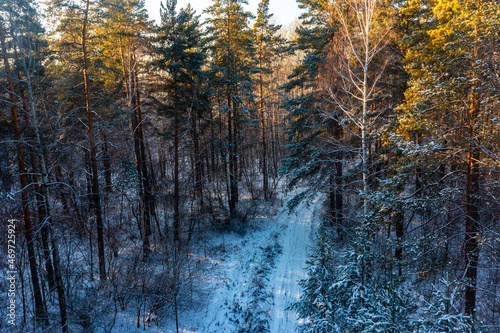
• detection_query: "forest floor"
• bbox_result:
[195,193,321,333]
[111,190,322,333]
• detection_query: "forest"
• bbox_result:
[1,0,499,332]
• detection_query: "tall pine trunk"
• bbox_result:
[464,70,480,317]
[228,89,238,216]
[19,90,56,292]
[0,27,48,328]
[464,3,481,315]
[394,210,404,276]
[258,51,269,200]
[173,101,181,247]
[191,116,204,206]
[133,67,153,255]
[119,38,152,255]
[82,0,106,280]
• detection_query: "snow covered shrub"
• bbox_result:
[414,278,481,333]
[294,228,414,333]
[236,234,282,333]
[292,237,339,333]
[69,282,116,332]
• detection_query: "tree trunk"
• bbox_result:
[0,27,48,328]
[133,67,153,255]
[225,16,238,217]
[103,138,112,192]
[228,90,237,216]
[173,102,181,247]
[119,36,153,255]
[464,147,480,316]
[27,129,56,292]
[332,120,343,237]
[464,81,480,317]
[362,55,369,219]
[82,0,106,280]
[191,116,204,206]
[258,50,269,200]
[394,210,404,276]
[19,91,56,292]
[464,4,481,316]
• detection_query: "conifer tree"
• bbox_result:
[399,0,500,316]
[294,226,414,333]
[253,0,284,200]
[155,0,206,247]
[1,0,71,330]
[417,278,478,332]
[48,0,107,280]
[280,0,340,217]
[204,0,254,217]
[99,0,155,256]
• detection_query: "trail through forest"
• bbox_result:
[268,195,320,332]
[194,192,322,333]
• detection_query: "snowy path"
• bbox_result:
[268,195,320,332]
[195,194,322,333]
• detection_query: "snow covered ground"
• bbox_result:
[268,196,320,332]
[110,191,322,333]
[193,193,322,333]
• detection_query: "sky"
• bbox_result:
[144,0,302,27]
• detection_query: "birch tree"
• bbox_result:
[325,0,393,219]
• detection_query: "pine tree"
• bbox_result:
[48,0,107,279]
[252,0,284,200]
[280,0,342,223]
[417,278,479,333]
[154,0,206,247]
[1,0,72,330]
[294,225,414,333]
[204,0,254,217]
[99,0,155,256]
[399,0,500,316]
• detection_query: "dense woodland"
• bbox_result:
[1,0,500,332]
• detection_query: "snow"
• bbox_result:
[192,191,321,332]
[268,196,320,332]
[108,189,321,333]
